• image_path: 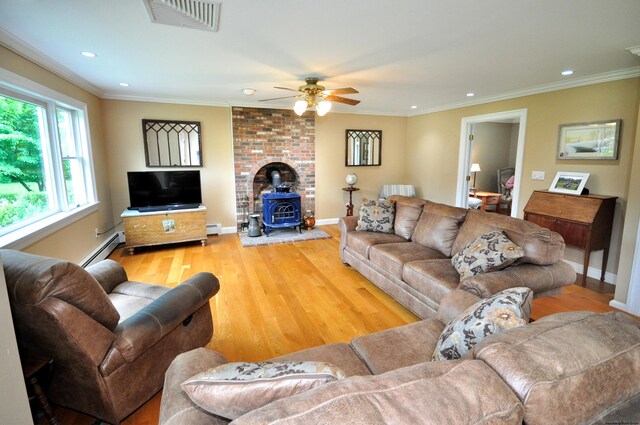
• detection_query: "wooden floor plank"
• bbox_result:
[47,224,628,425]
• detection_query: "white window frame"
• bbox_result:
[0,67,99,250]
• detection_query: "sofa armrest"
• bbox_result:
[111,272,220,363]
[458,261,576,299]
[86,259,129,294]
[338,216,358,262]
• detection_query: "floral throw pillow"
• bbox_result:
[432,287,532,361]
[355,199,395,233]
[182,361,346,419]
[451,230,524,281]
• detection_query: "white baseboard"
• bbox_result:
[81,231,123,267]
[609,299,627,311]
[564,259,617,284]
[221,226,238,235]
[206,223,222,235]
[316,218,339,225]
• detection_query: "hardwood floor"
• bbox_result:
[45,224,627,424]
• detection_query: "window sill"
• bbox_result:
[0,202,100,250]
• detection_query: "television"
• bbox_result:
[127,170,202,212]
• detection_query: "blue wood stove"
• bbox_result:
[262,192,302,236]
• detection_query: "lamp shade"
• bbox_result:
[316,100,332,116]
[294,100,307,116]
[470,163,481,173]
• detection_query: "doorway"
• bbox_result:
[455,109,527,216]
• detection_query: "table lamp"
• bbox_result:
[470,163,481,193]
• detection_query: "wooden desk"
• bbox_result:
[523,190,617,285]
[469,191,502,212]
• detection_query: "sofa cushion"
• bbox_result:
[181,361,346,420]
[387,195,426,239]
[232,360,523,425]
[369,243,446,279]
[451,210,564,265]
[402,259,460,305]
[472,311,640,425]
[351,319,445,374]
[346,231,407,259]
[271,343,372,377]
[356,199,395,233]
[451,231,525,280]
[433,287,532,361]
[411,202,468,257]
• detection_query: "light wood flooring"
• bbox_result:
[45,224,624,424]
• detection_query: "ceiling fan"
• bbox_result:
[260,77,360,116]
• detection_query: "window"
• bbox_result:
[0,69,97,247]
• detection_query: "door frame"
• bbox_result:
[455,109,528,216]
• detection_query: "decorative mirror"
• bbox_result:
[142,119,202,167]
[345,129,382,166]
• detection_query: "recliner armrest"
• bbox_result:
[457,261,576,299]
[111,272,219,363]
[86,259,129,294]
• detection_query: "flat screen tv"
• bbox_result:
[127,170,202,212]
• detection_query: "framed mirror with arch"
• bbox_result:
[142,119,202,167]
[345,129,382,166]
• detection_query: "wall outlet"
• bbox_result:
[531,171,545,180]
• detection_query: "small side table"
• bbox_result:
[22,357,59,425]
[469,191,502,212]
[342,186,360,216]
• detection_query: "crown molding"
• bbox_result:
[409,66,640,116]
[0,28,103,97]
[101,92,231,107]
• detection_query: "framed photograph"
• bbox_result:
[549,172,590,195]
[557,119,620,160]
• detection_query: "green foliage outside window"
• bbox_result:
[0,95,50,228]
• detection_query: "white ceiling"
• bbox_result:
[1,0,639,116]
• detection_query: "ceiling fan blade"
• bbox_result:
[324,87,359,95]
[259,95,298,102]
[325,95,360,106]
[274,86,300,92]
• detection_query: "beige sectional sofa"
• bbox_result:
[339,195,577,318]
[159,288,640,425]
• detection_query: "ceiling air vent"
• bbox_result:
[144,0,220,32]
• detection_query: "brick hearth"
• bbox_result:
[232,107,315,230]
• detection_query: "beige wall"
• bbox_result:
[315,113,408,219]
[0,46,115,263]
[101,100,236,229]
[407,78,640,281]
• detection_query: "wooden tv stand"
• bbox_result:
[121,206,207,254]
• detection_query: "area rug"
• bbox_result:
[240,227,331,247]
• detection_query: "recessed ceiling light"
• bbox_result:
[561,70,574,76]
[119,83,129,87]
[242,88,256,96]
[466,92,475,97]
[410,105,417,109]
[81,51,97,58]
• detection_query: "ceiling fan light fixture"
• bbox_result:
[316,100,332,116]
[294,100,308,116]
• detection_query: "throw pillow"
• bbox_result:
[181,361,346,419]
[432,287,532,361]
[355,198,395,233]
[451,230,524,280]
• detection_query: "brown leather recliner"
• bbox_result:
[1,249,220,424]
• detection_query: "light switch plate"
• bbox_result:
[531,171,545,180]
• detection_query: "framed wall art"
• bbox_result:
[548,171,590,195]
[557,119,620,160]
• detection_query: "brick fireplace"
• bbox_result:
[232,107,315,231]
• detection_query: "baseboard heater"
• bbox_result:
[81,232,123,268]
